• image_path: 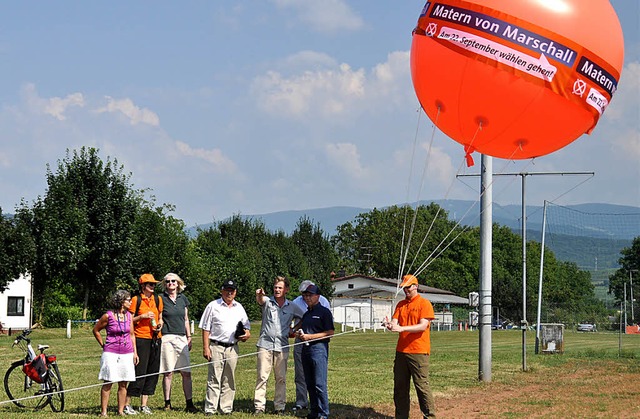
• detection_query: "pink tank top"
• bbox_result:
[104,311,134,355]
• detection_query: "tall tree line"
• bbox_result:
[1,147,635,327]
[1,148,337,325]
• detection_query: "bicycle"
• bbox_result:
[3,329,64,411]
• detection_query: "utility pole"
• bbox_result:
[478,155,492,382]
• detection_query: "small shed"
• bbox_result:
[330,274,468,330]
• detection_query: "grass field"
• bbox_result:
[0,326,638,418]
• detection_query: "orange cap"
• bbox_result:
[138,273,158,284]
[400,274,418,288]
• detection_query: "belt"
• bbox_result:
[211,340,236,348]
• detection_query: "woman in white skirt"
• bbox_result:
[93,290,139,416]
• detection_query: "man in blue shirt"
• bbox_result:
[253,276,305,415]
[297,283,334,419]
[292,281,330,413]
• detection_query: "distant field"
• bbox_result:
[0,327,638,418]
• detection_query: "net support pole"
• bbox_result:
[535,200,548,354]
[521,175,528,372]
[479,154,492,382]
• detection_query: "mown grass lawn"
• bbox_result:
[0,326,637,418]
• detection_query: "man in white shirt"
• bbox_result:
[291,280,330,413]
[199,279,251,416]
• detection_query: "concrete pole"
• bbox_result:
[479,154,492,382]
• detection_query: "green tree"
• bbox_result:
[127,201,191,296]
[291,216,337,294]
[329,204,607,325]
[331,204,468,283]
[0,209,35,291]
[18,147,138,321]
[609,236,640,323]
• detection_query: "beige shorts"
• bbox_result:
[160,334,191,373]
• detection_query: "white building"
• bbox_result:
[330,274,469,331]
[0,273,32,331]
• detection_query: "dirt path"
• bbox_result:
[372,360,640,418]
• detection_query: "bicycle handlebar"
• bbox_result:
[12,328,32,346]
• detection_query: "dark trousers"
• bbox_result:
[393,352,435,418]
[127,337,161,397]
[302,343,329,418]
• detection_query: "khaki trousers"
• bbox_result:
[393,352,436,418]
[254,347,289,411]
[204,342,238,414]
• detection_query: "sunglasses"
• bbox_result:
[166,280,177,284]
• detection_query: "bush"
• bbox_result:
[42,305,85,328]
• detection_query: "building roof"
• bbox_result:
[331,274,469,305]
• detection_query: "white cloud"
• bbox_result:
[599,61,640,160]
[175,140,237,174]
[252,64,365,117]
[95,96,160,126]
[271,0,363,33]
[279,50,338,72]
[252,51,411,119]
[21,83,85,121]
[325,142,370,181]
[605,61,640,122]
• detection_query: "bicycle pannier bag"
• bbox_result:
[22,353,48,383]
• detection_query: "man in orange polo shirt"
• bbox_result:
[383,274,436,418]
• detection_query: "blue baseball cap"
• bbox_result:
[302,284,320,295]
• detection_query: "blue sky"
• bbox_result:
[1,1,638,226]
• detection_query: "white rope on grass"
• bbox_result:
[0,327,368,407]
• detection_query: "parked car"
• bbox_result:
[577,323,597,332]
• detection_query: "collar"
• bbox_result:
[217,297,237,307]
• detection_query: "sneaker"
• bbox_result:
[274,409,285,415]
[254,410,264,416]
[139,406,152,415]
[123,405,139,415]
[292,405,304,412]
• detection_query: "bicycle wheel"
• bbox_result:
[3,360,49,409]
[46,362,64,412]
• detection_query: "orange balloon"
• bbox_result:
[411,0,624,162]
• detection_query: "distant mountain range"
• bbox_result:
[189,200,640,239]
[188,201,640,282]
